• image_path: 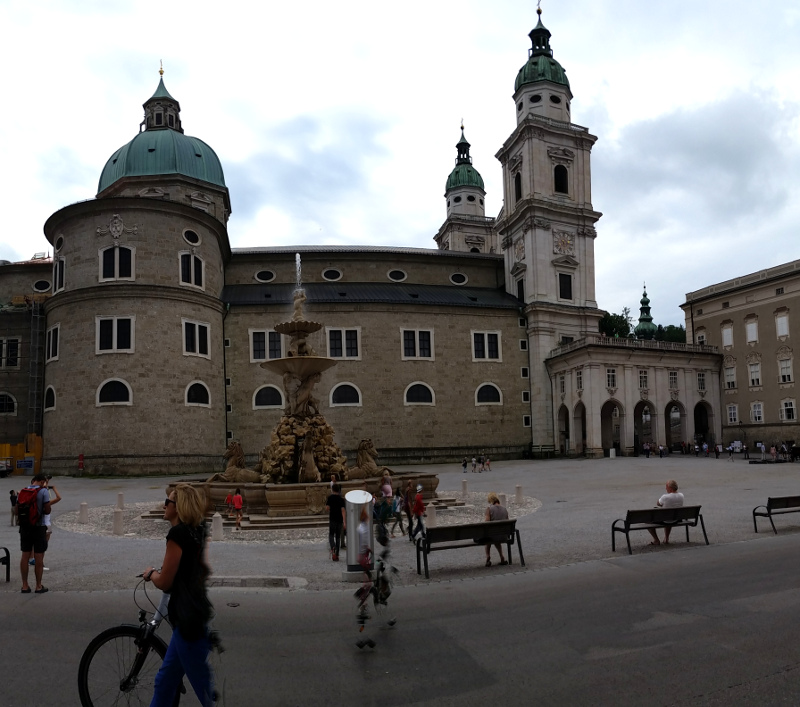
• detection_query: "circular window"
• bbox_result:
[450,273,468,285]
[453,196,462,203]
[55,236,64,252]
[255,270,275,283]
[183,230,201,245]
[387,270,407,282]
[550,95,562,104]
[33,280,51,293]
[517,102,523,112]
[530,95,542,103]
[322,269,342,282]
[467,195,476,202]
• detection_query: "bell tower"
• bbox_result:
[495,8,604,451]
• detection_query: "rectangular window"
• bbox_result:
[722,301,730,309]
[250,330,283,362]
[558,273,573,300]
[669,371,678,389]
[523,415,531,427]
[100,246,134,281]
[782,400,796,421]
[179,253,204,289]
[696,333,706,345]
[749,363,761,387]
[697,372,706,391]
[519,339,528,351]
[576,369,583,390]
[606,368,617,388]
[401,330,433,360]
[472,331,501,361]
[777,287,785,296]
[638,370,648,389]
[521,367,529,378]
[327,328,360,359]
[183,319,210,358]
[751,402,763,422]
[746,320,758,343]
[519,317,526,328]
[560,336,574,345]
[46,325,59,362]
[780,359,793,383]
[53,257,65,293]
[96,316,134,353]
[522,391,530,403]
[724,366,736,389]
[559,375,565,395]
[727,404,738,424]
[722,326,733,347]
[777,314,789,338]
[0,338,20,368]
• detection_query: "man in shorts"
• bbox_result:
[19,473,51,594]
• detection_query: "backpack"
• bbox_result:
[16,486,43,527]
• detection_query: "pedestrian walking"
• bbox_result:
[9,489,17,526]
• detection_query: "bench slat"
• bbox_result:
[612,506,708,555]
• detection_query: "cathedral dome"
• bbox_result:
[97,77,226,195]
[514,12,570,92]
[445,130,485,191]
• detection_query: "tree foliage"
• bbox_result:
[655,324,686,343]
[598,312,631,338]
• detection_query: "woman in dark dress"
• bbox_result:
[144,484,214,706]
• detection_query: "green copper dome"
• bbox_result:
[634,288,658,340]
[514,13,570,91]
[445,130,485,191]
[97,78,226,194]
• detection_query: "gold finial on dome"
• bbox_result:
[537,0,542,15]
[159,60,164,77]
[460,118,464,131]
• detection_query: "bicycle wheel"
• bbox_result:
[78,624,177,707]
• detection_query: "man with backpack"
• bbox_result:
[17,473,51,594]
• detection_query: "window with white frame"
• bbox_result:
[44,386,56,411]
[669,370,678,389]
[402,329,433,359]
[776,313,789,338]
[96,379,132,406]
[250,329,283,362]
[722,324,733,347]
[751,401,763,422]
[46,325,59,362]
[780,358,793,383]
[606,368,617,388]
[697,372,706,391]
[53,257,65,293]
[576,369,583,390]
[472,331,501,361]
[99,246,134,281]
[523,415,531,427]
[185,381,210,407]
[331,383,362,406]
[0,338,20,368]
[724,366,736,389]
[253,385,283,409]
[328,328,360,359]
[558,273,573,300]
[521,367,529,378]
[749,362,761,386]
[522,390,530,403]
[781,399,796,421]
[696,330,706,345]
[183,319,210,358]
[638,370,648,389]
[179,252,204,289]
[96,316,134,353]
[0,392,17,415]
[727,404,738,424]
[476,383,502,405]
[404,382,435,406]
[746,319,758,343]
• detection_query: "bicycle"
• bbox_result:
[77,577,224,706]
[354,522,398,649]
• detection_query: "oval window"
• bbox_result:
[517,102,523,112]
[55,236,64,252]
[183,230,201,245]
[530,95,542,103]
[549,95,562,104]
[388,270,406,282]
[467,195,476,202]
[33,280,51,292]
[255,270,275,283]
[453,196,462,203]
[322,269,342,282]
[450,273,468,285]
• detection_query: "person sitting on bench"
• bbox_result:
[484,493,509,566]
[648,480,684,546]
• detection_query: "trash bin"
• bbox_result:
[344,489,373,572]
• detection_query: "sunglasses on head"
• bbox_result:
[164,498,176,507]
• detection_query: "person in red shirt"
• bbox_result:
[232,488,244,530]
[224,493,233,519]
[410,485,426,542]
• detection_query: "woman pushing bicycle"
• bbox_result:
[143,484,215,706]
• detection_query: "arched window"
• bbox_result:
[330,383,362,407]
[97,379,132,406]
[254,385,283,409]
[404,382,434,406]
[514,173,522,202]
[186,382,210,407]
[476,383,502,405]
[44,387,56,411]
[0,392,17,415]
[554,165,568,194]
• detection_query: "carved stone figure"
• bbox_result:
[348,438,392,479]
[206,440,265,483]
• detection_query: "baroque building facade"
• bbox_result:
[0,12,728,475]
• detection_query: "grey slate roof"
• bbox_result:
[231,245,502,260]
[221,282,522,309]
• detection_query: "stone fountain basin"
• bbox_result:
[260,356,339,377]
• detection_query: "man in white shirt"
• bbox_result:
[647,479,685,546]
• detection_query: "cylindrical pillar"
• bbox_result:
[516,485,523,505]
[499,493,507,507]
[427,503,437,527]
[79,502,88,524]
[462,479,468,497]
[113,508,123,536]
[116,493,124,510]
[211,512,223,541]
[344,490,373,572]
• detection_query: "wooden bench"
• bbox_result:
[415,519,524,579]
[1,546,9,582]
[611,506,709,555]
[752,496,800,534]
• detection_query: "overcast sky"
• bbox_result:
[2,0,799,325]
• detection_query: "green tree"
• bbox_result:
[598,312,631,338]
[654,324,686,342]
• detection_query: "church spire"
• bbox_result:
[141,65,183,134]
[634,285,658,340]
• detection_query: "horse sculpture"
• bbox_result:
[206,440,265,483]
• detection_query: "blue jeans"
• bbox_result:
[151,626,214,707]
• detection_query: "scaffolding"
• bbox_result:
[27,299,45,437]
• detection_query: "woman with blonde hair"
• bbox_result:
[144,484,214,706]
[483,492,509,567]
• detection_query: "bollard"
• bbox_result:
[427,503,437,527]
[212,512,223,541]
[499,493,507,507]
[516,485,523,505]
[462,479,468,498]
[79,502,88,524]
[117,492,124,510]
[610,448,616,459]
[113,508,123,536]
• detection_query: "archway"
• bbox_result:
[664,401,686,450]
[633,400,654,456]
[694,401,714,445]
[558,404,570,455]
[600,400,623,456]
[573,402,586,455]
